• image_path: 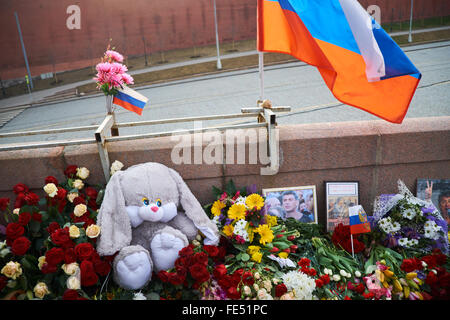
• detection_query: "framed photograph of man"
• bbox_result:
[416,179,450,225]
[262,186,317,223]
[325,181,359,232]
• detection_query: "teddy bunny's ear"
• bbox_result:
[168,168,219,244]
[96,171,132,256]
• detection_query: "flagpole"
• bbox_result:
[258,51,264,101]
[350,234,355,259]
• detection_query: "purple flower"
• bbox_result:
[421,206,435,214]
[246,184,258,195]
[224,218,233,225]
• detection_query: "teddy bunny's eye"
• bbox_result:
[156,199,162,207]
[142,197,150,206]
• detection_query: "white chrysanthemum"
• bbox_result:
[391,222,401,233]
[398,238,408,247]
[133,292,147,300]
[401,208,416,220]
[233,196,247,206]
[233,219,250,241]
[281,271,316,300]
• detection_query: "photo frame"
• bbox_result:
[325,181,359,232]
[262,186,318,224]
[416,178,450,225]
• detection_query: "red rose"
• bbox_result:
[0,198,9,211]
[80,260,98,287]
[41,263,58,274]
[54,188,67,201]
[45,247,65,265]
[400,258,421,273]
[87,199,98,211]
[158,270,170,283]
[85,187,98,200]
[25,192,39,206]
[275,283,288,297]
[75,243,94,261]
[46,222,60,234]
[193,252,208,266]
[64,165,78,178]
[18,212,32,226]
[217,275,232,289]
[203,245,219,257]
[14,193,26,209]
[242,271,254,286]
[213,264,227,279]
[13,183,29,195]
[64,248,77,264]
[179,245,194,257]
[11,236,31,256]
[189,263,210,283]
[434,253,447,266]
[73,196,86,206]
[51,227,74,248]
[45,176,58,185]
[32,213,42,222]
[421,255,437,270]
[226,286,241,299]
[6,222,24,240]
[425,271,438,285]
[94,259,111,276]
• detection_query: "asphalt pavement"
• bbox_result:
[0,38,449,147]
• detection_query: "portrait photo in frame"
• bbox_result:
[325,181,359,232]
[262,186,318,224]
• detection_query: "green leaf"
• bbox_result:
[146,292,160,300]
[225,180,237,196]
[241,253,250,262]
[212,186,223,198]
[29,220,41,234]
[38,198,47,207]
[40,211,49,221]
[96,189,105,205]
[19,275,28,290]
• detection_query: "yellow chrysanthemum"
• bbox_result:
[247,245,261,255]
[228,204,246,221]
[211,200,226,216]
[255,224,274,245]
[245,194,265,210]
[278,252,289,259]
[222,224,234,237]
[265,215,277,227]
[251,251,263,263]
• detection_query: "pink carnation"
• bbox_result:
[121,73,134,85]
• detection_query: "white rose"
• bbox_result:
[257,288,267,300]
[355,271,362,278]
[254,272,261,280]
[67,192,78,203]
[110,160,124,175]
[74,204,87,217]
[66,276,81,290]
[263,279,272,291]
[73,179,84,190]
[243,285,252,296]
[85,224,101,238]
[69,225,80,238]
[76,167,90,180]
[43,183,58,198]
[13,208,20,215]
[62,262,79,276]
[33,282,50,299]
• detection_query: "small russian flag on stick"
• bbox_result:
[113,86,149,115]
[348,205,371,258]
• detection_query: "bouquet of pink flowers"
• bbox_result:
[94,46,134,96]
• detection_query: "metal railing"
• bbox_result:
[0,101,291,180]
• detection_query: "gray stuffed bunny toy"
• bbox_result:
[96,162,220,290]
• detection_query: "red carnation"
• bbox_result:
[298,257,311,268]
[203,245,219,257]
[11,236,31,256]
[64,165,78,178]
[226,286,241,299]
[179,245,194,257]
[213,264,227,279]
[400,258,421,273]
[13,183,29,195]
[6,222,24,240]
[18,212,32,226]
[320,274,330,285]
[45,176,58,185]
[189,264,210,283]
[421,255,438,270]
[80,260,99,287]
[315,279,324,288]
[45,247,65,265]
[25,192,39,206]
[75,243,95,261]
[0,198,9,211]
[275,283,288,297]
[193,252,208,266]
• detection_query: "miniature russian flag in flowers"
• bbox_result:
[349,205,371,234]
[113,86,149,115]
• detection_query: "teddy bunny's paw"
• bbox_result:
[150,231,186,271]
[115,251,152,290]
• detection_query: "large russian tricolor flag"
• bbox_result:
[113,86,149,115]
[257,0,421,123]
